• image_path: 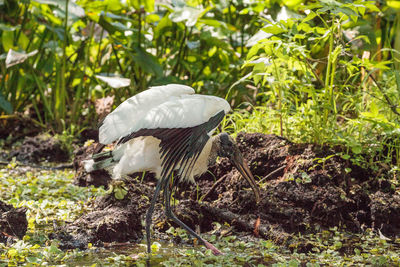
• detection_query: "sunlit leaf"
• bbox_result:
[262,24,287,35]
[5,49,38,68]
[144,0,154,12]
[387,1,400,9]
[0,23,20,31]
[1,31,14,51]
[96,75,131,88]
[302,10,317,23]
[170,6,202,27]
[246,30,272,47]
[33,0,85,18]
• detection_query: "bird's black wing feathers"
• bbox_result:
[115,110,225,179]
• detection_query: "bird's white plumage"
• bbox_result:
[99,84,230,144]
[99,84,195,144]
[112,136,214,183]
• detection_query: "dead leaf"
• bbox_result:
[253,216,260,237]
[95,95,114,120]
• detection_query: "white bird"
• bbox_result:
[84,84,260,255]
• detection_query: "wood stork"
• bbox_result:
[84,84,260,255]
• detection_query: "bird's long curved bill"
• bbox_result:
[233,153,260,203]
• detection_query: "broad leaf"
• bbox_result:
[6,49,38,68]
[0,92,12,114]
[96,75,131,88]
[33,0,85,18]
[132,47,163,77]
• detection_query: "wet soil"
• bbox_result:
[0,200,27,244]
[0,114,42,143]
[61,133,400,249]
[8,134,70,163]
[51,180,159,249]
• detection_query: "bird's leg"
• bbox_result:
[145,179,164,254]
[163,182,223,256]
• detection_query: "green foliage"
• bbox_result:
[237,0,400,169]
[0,166,106,265]
[0,0,262,131]
[1,0,399,171]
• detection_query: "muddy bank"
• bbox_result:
[8,134,70,163]
[0,115,42,143]
[0,201,27,244]
[51,182,155,249]
[63,132,399,249]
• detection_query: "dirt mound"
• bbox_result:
[0,201,27,244]
[51,182,155,249]
[0,115,42,143]
[190,133,399,237]
[9,134,70,163]
[62,132,399,249]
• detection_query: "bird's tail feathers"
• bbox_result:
[85,150,116,172]
[92,150,112,160]
[83,159,95,172]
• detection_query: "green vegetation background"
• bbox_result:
[1,0,400,172]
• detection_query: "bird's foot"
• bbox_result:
[204,241,223,255]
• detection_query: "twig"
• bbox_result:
[368,73,400,116]
[258,165,286,183]
[200,174,228,201]
[200,204,290,243]
[305,58,325,88]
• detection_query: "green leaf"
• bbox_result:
[169,5,212,27]
[341,154,350,160]
[154,15,173,39]
[33,0,85,18]
[395,71,400,96]
[0,23,20,31]
[302,11,317,23]
[170,6,202,27]
[1,31,14,51]
[132,47,163,77]
[114,188,127,199]
[0,92,12,114]
[387,0,400,10]
[143,0,154,12]
[208,46,217,57]
[262,24,286,35]
[351,145,362,154]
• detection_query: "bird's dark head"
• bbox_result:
[216,133,260,203]
[217,132,238,159]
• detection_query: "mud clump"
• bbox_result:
[64,132,400,249]
[0,201,27,244]
[9,134,70,163]
[52,182,154,249]
[0,115,42,142]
